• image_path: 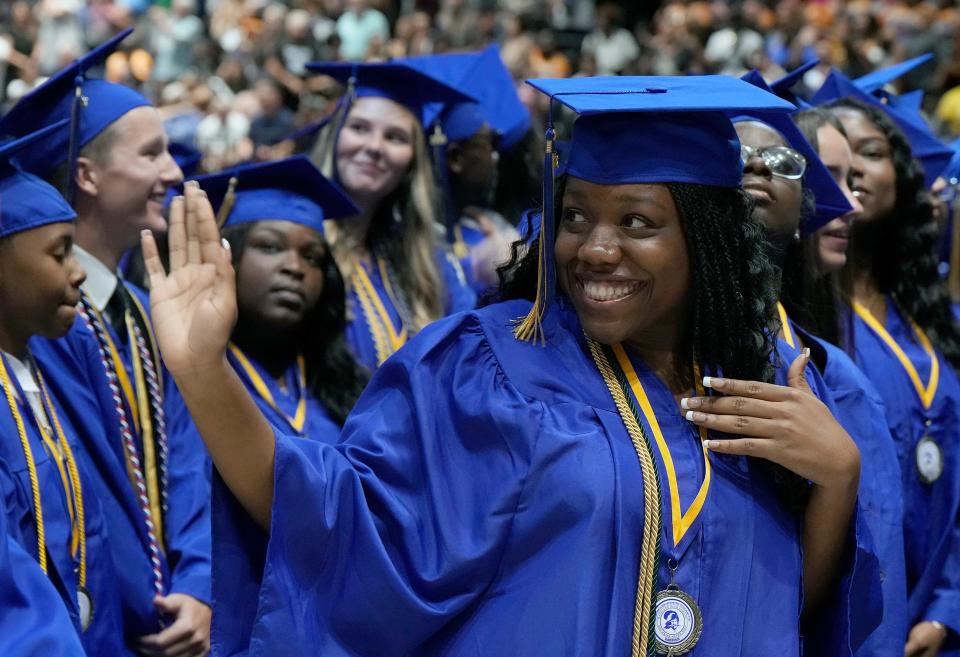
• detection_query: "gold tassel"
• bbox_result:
[215,176,239,228]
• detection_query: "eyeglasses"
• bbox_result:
[740,144,807,180]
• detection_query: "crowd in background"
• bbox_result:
[3,0,960,176]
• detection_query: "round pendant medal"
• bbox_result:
[654,587,702,655]
[916,435,943,484]
[77,586,94,632]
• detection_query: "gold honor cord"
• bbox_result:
[353,260,408,365]
[588,338,662,657]
[777,302,797,350]
[229,345,308,434]
[36,370,87,590]
[611,345,712,548]
[89,305,141,433]
[0,356,46,573]
[853,301,940,409]
[124,310,165,547]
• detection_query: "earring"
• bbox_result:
[794,229,801,242]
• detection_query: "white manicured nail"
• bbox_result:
[680,397,689,410]
[702,376,713,388]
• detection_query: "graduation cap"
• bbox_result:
[0,28,151,179]
[854,53,934,95]
[0,120,77,240]
[187,155,359,236]
[513,75,795,343]
[811,64,953,187]
[303,61,475,126]
[768,59,820,109]
[403,46,531,150]
[735,70,853,234]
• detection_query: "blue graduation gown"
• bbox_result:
[31,282,211,650]
[851,297,960,651]
[345,250,477,371]
[0,484,86,657]
[790,322,908,657]
[0,354,125,655]
[211,298,876,656]
[227,349,341,443]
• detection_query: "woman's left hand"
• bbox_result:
[681,352,860,490]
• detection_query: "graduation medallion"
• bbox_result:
[916,436,944,484]
[77,585,94,632]
[654,586,702,655]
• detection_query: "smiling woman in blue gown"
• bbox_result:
[731,91,909,657]
[821,96,960,657]
[141,76,877,657]
[190,156,367,441]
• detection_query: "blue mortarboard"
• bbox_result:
[0,28,151,178]
[811,66,953,187]
[303,61,474,126]
[0,120,76,240]
[768,59,820,109]
[189,156,358,236]
[512,75,794,342]
[854,53,934,95]
[735,70,853,234]
[404,46,532,150]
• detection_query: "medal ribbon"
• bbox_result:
[229,345,307,434]
[0,355,87,590]
[777,302,796,349]
[612,344,711,549]
[853,301,939,409]
[353,259,408,365]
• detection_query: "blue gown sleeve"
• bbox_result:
[922,513,960,641]
[211,313,542,656]
[0,461,86,657]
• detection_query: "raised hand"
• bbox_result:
[141,181,237,376]
[680,352,860,490]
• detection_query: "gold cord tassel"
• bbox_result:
[215,176,239,228]
[588,338,662,656]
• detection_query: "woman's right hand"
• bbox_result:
[141,181,238,377]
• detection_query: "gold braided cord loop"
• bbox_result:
[0,357,47,573]
[587,338,662,657]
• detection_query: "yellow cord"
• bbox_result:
[0,356,46,574]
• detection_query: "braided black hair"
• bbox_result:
[827,98,960,370]
[494,179,778,382]
[224,223,369,426]
[493,178,809,505]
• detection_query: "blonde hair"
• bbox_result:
[313,98,445,333]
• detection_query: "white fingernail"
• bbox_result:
[702,376,713,388]
[680,397,689,410]
[221,238,230,251]
[685,410,695,422]
[802,347,811,358]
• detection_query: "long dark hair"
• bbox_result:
[827,98,960,369]
[780,108,849,346]
[493,178,807,505]
[224,223,368,426]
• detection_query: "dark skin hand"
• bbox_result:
[681,351,860,614]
